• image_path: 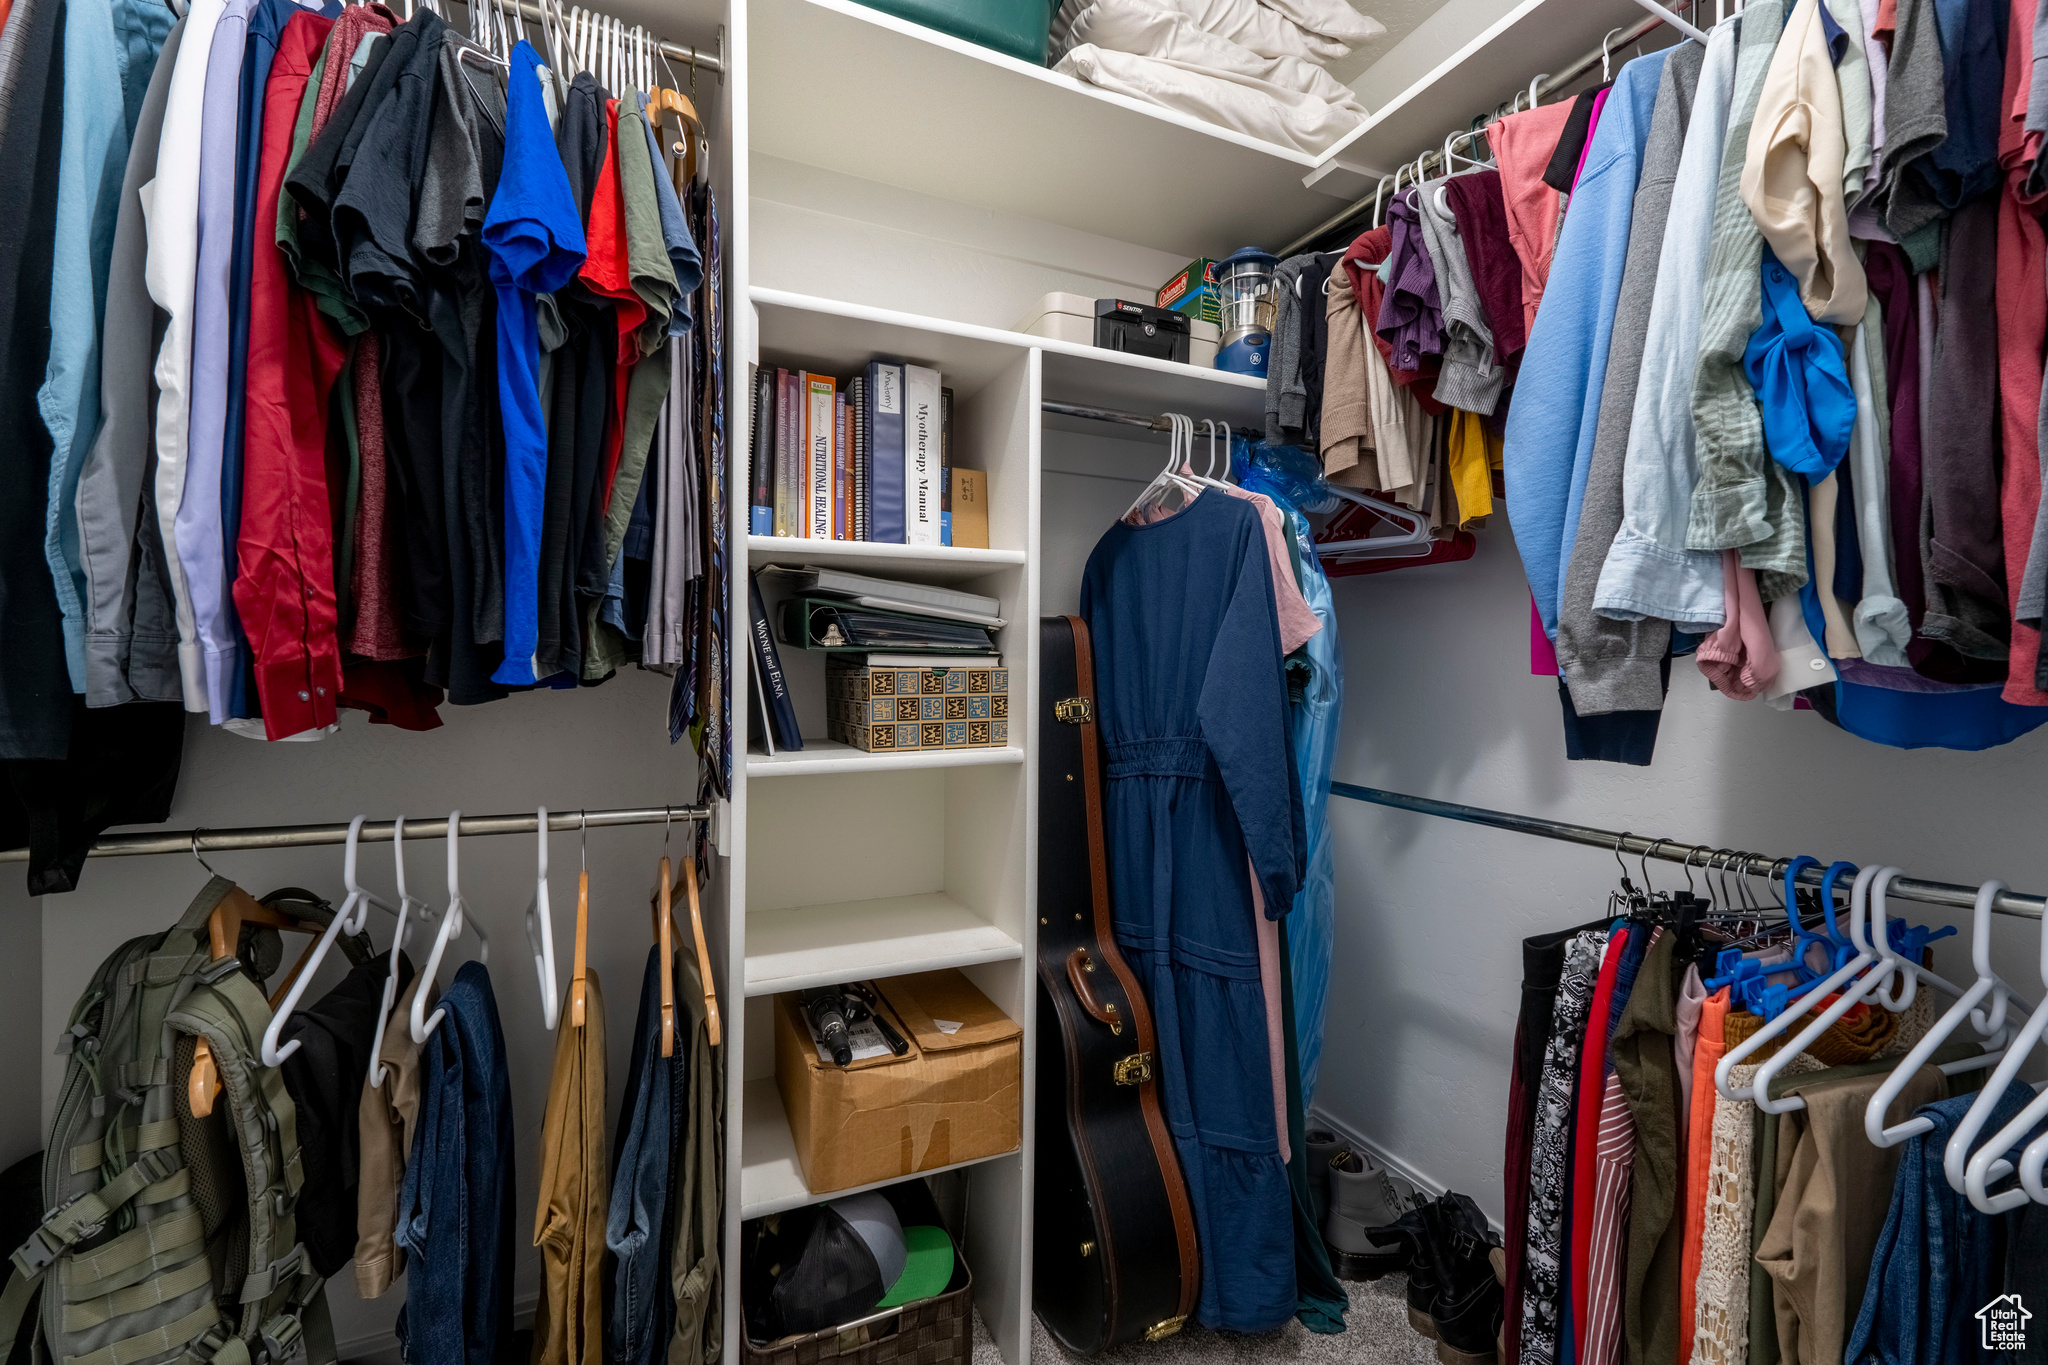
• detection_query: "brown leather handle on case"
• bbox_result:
[1065,947,1124,1035]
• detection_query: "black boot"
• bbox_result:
[1426,1193,1505,1365]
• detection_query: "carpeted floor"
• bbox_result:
[971,1277,1442,1365]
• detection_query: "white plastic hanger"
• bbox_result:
[524,807,561,1031]
[261,816,403,1066]
[367,816,434,1087]
[1717,864,1892,1103]
[1866,880,2032,1149]
[1748,867,1971,1113]
[1122,414,1203,521]
[1314,486,1433,562]
[1958,898,2048,1210]
[412,811,491,1043]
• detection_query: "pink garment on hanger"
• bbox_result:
[1486,101,1576,336]
[1571,87,1613,190]
[1695,552,1779,699]
[1223,486,1323,653]
[1531,595,1560,675]
[1249,870,1290,1164]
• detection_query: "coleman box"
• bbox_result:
[774,969,1023,1197]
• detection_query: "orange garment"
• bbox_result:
[1676,987,1730,1364]
[1996,0,2048,705]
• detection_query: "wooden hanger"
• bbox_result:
[657,844,721,1048]
[653,856,676,1057]
[570,813,592,1027]
[190,885,323,1118]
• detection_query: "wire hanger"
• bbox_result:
[525,807,562,1031]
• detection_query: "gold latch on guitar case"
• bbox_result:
[1113,1052,1152,1085]
[1146,1317,1187,1341]
[1054,696,1092,724]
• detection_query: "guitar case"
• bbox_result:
[1033,615,1200,1355]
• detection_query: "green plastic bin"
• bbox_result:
[853,0,1056,65]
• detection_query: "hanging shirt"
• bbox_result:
[182,0,256,723]
[75,15,186,710]
[1488,99,1576,336]
[40,0,176,696]
[233,7,344,739]
[1505,46,1671,642]
[486,41,588,687]
[1743,248,1857,481]
[145,0,235,718]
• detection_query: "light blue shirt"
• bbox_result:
[40,0,174,690]
[179,0,254,724]
[1504,48,1671,641]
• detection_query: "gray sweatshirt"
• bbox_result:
[75,16,185,707]
[1413,183,1502,416]
[1558,39,1706,716]
[1265,256,1311,444]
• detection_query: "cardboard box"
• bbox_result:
[949,469,989,549]
[774,969,1022,1197]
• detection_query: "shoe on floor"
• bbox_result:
[1306,1128,1347,1228]
[1324,1151,1407,1283]
[1424,1193,1504,1365]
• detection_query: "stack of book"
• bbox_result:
[748,361,989,549]
[748,566,1007,755]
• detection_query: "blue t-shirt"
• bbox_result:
[485,40,587,687]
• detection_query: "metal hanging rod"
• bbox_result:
[476,0,724,76]
[1042,401,1257,437]
[1278,8,1677,257]
[1331,783,2048,922]
[0,804,711,864]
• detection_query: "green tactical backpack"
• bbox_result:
[0,876,373,1365]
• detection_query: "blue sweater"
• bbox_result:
[1506,49,1671,640]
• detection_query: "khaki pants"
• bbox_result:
[533,973,609,1365]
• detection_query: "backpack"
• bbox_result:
[0,876,372,1365]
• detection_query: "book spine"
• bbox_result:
[773,369,796,537]
[750,364,772,536]
[870,361,905,544]
[806,375,834,540]
[850,377,869,542]
[903,364,941,546]
[834,392,850,540]
[748,572,803,750]
[939,386,953,548]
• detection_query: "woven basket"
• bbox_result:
[743,1259,974,1365]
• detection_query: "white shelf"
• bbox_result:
[1320,0,1670,177]
[747,535,1026,579]
[749,740,1025,778]
[753,287,1267,425]
[740,1077,1021,1218]
[744,891,1023,996]
[747,0,1348,256]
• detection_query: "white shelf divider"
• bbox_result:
[740,1077,1022,1219]
[748,740,1025,778]
[744,891,1023,996]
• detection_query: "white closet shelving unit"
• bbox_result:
[699,2,1672,1360]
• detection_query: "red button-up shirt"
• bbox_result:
[234,9,345,739]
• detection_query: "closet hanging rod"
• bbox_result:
[1276,9,1671,257]
[0,804,710,863]
[1330,783,2048,922]
[476,0,725,75]
[1042,400,1256,436]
